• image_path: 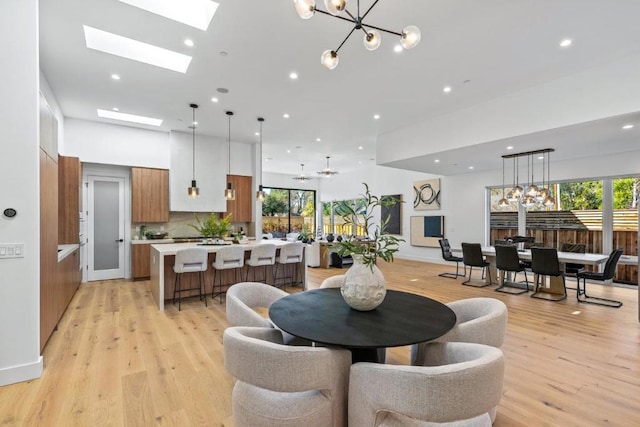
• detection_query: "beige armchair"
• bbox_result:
[349,342,505,427]
[320,274,345,288]
[225,282,307,345]
[223,326,351,427]
[412,297,507,365]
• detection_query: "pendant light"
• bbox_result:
[187,103,199,198]
[508,157,522,202]
[521,155,537,209]
[293,163,313,181]
[317,156,339,177]
[256,117,265,201]
[497,157,509,208]
[224,111,236,201]
[536,152,550,202]
[525,153,539,198]
[543,151,556,208]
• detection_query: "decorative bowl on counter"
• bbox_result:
[145,231,168,240]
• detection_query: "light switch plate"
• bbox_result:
[0,244,24,259]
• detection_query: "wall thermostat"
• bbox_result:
[3,208,17,218]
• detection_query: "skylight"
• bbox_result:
[118,0,219,31]
[83,26,192,73]
[97,109,163,126]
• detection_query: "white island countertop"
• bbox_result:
[149,240,305,310]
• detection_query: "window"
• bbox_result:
[261,187,315,238]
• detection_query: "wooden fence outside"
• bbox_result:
[490,210,637,284]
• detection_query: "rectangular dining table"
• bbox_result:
[453,247,609,298]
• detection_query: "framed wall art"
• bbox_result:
[381,194,402,235]
[410,215,444,247]
[413,178,441,210]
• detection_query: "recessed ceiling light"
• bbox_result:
[97,109,162,126]
[112,107,119,111]
[211,97,218,103]
[373,114,380,120]
[254,132,260,136]
[283,113,290,119]
[316,138,321,142]
[358,160,362,164]
[560,39,572,48]
[434,159,440,163]
[538,156,544,160]
[289,72,298,79]
[192,121,198,126]
[111,73,121,80]
[84,26,192,73]
[358,146,363,150]
[622,124,634,130]
[184,38,194,47]
[393,44,403,53]
[117,0,219,31]
[443,86,452,93]
[506,146,514,150]
[286,149,291,153]
[468,166,474,170]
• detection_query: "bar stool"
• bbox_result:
[274,242,304,289]
[212,245,245,303]
[172,247,209,311]
[245,243,277,282]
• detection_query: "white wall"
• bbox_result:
[39,72,64,152]
[0,0,43,386]
[65,118,170,168]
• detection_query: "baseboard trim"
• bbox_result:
[0,355,43,386]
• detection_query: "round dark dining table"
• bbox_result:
[269,288,457,363]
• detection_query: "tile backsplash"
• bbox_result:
[132,212,250,239]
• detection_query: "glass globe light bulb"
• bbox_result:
[324,0,347,15]
[294,0,316,19]
[401,25,421,49]
[511,185,523,199]
[321,50,339,69]
[363,29,381,51]
[521,195,537,209]
[525,184,539,198]
[506,190,516,202]
[544,195,556,208]
[536,187,549,202]
[498,198,510,209]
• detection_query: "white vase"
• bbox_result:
[341,254,386,311]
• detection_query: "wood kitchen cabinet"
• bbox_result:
[58,249,80,318]
[58,155,81,244]
[132,244,151,280]
[132,167,169,223]
[40,148,58,351]
[225,174,252,222]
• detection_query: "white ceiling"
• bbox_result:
[39,0,640,176]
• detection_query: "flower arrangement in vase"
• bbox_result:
[333,183,403,310]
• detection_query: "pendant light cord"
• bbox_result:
[192,106,196,181]
[501,157,505,197]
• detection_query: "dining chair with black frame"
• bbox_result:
[494,244,529,295]
[530,247,567,301]
[576,248,624,308]
[461,243,492,287]
[438,238,465,279]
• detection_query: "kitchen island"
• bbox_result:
[149,240,306,310]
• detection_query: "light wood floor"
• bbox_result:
[0,259,638,426]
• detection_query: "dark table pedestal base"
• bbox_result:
[349,347,382,364]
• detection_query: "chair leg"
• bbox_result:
[495,269,528,295]
[576,277,623,308]
[438,261,462,279]
[462,266,491,287]
[200,271,207,307]
[531,274,567,301]
[173,273,179,307]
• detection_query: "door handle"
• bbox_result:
[116,239,124,242]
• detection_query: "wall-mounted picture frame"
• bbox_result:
[381,194,402,235]
[410,215,444,247]
[413,178,441,210]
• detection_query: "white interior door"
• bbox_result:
[88,175,125,281]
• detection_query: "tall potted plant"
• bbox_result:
[333,183,403,310]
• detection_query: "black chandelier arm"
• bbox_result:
[335,26,358,53]
[361,0,381,21]
[361,22,402,37]
[314,7,356,25]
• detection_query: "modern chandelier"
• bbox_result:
[224,111,236,201]
[500,148,555,210]
[293,0,421,70]
[187,103,199,198]
[293,163,313,182]
[256,117,265,201]
[317,156,339,177]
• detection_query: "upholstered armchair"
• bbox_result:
[349,342,505,426]
[226,282,308,345]
[320,274,345,288]
[411,297,507,365]
[223,326,351,427]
